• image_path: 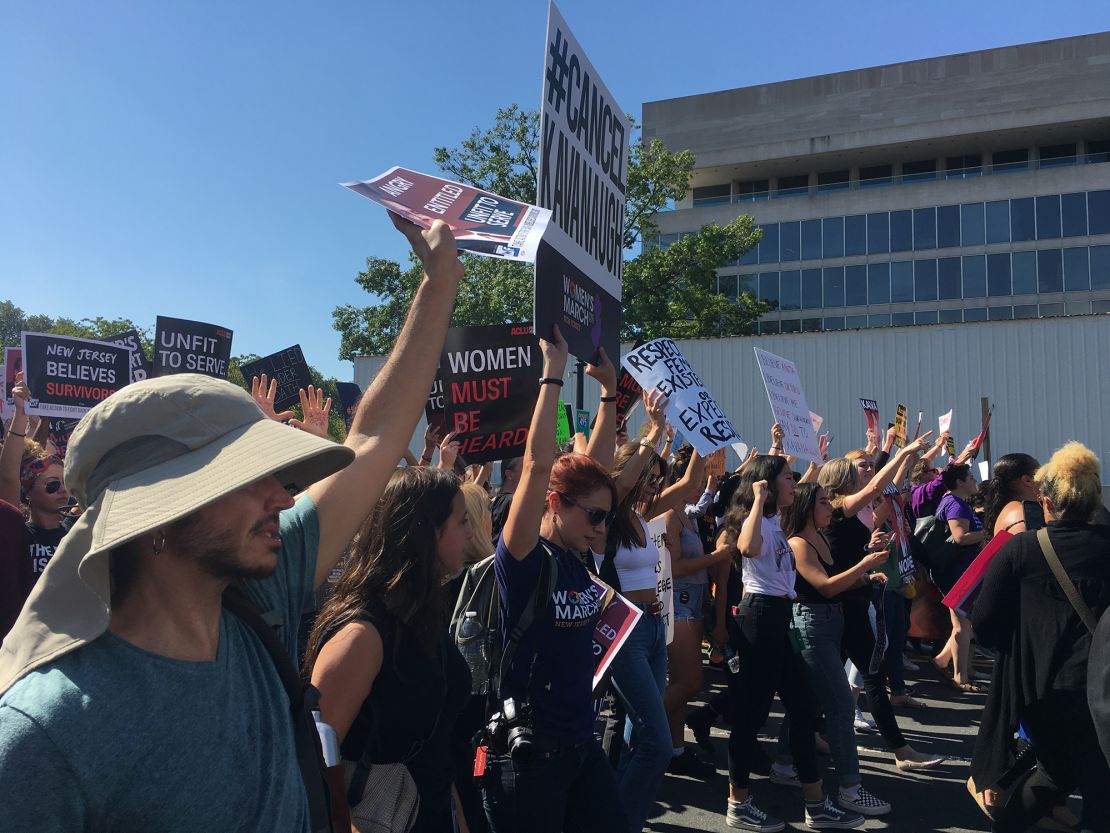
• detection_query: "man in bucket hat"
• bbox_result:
[0,217,464,831]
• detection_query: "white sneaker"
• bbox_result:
[852,707,878,734]
[769,762,801,787]
[805,796,864,829]
[727,797,786,831]
[837,785,891,817]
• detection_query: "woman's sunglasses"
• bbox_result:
[44,479,64,494]
[559,494,615,527]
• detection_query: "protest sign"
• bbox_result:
[978,460,990,482]
[335,382,363,430]
[893,403,908,448]
[943,530,1012,619]
[47,419,80,459]
[20,332,131,418]
[0,363,5,420]
[946,436,957,458]
[342,167,551,263]
[731,441,749,461]
[882,483,916,584]
[534,0,627,365]
[425,375,448,434]
[555,400,572,445]
[590,576,643,693]
[970,405,994,458]
[153,317,233,379]
[621,338,741,457]
[860,398,880,434]
[614,365,643,430]
[753,347,822,463]
[647,515,675,644]
[103,330,151,384]
[575,408,590,438]
[912,410,924,440]
[705,448,726,479]
[240,345,313,412]
[440,323,540,464]
[809,411,824,435]
[4,348,22,413]
[938,409,953,436]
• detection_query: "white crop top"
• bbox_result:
[593,515,659,592]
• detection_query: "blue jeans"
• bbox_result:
[609,612,670,833]
[881,590,908,695]
[793,602,860,787]
[482,740,628,833]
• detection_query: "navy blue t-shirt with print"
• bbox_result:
[494,535,601,744]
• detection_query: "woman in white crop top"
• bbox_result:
[592,401,705,833]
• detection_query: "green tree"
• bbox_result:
[332,106,765,358]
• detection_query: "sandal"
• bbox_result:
[953,681,984,693]
[890,693,928,708]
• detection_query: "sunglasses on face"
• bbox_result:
[559,494,615,527]
[44,479,64,495]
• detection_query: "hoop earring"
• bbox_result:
[152,532,166,555]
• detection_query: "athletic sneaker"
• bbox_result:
[668,748,716,779]
[726,798,786,832]
[852,706,878,734]
[686,706,715,757]
[837,785,892,817]
[769,762,801,787]
[804,796,865,829]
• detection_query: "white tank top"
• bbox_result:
[594,515,659,592]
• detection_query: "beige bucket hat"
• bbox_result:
[0,373,354,695]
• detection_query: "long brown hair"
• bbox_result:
[721,455,789,547]
[304,466,459,670]
[609,441,667,548]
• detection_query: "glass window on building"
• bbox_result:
[780,270,801,310]
[1036,195,1061,240]
[916,310,939,324]
[1090,190,1110,236]
[1012,250,1037,294]
[963,255,986,298]
[781,319,801,333]
[802,269,822,309]
[759,272,780,306]
[780,221,800,262]
[1063,247,1090,291]
[890,210,912,252]
[736,179,770,202]
[1039,302,1064,317]
[890,261,914,302]
[964,307,988,322]
[777,174,809,197]
[845,315,868,329]
[914,259,938,301]
[867,263,890,304]
[844,215,867,256]
[869,313,891,327]
[824,316,846,330]
[801,219,822,260]
[823,217,844,258]
[902,159,937,182]
[801,318,821,333]
[860,164,893,188]
[961,202,985,246]
[817,170,850,192]
[692,184,731,205]
[759,224,780,263]
[987,253,1011,296]
[1096,300,1110,314]
[946,154,982,179]
[1039,143,1077,169]
[1088,140,1110,163]
[844,265,867,306]
[867,212,890,254]
[1092,245,1110,290]
[1014,304,1038,319]
[1038,249,1063,293]
[988,306,1014,320]
[937,205,960,248]
[1011,198,1036,242]
[1061,193,1088,237]
[986,200,1010,243]
[741,243,758,266]
[823,267,845,307]
[1066,300,1091,315]
[913,207,937,250]
[759,320,781,335]
[718,274,738,300]
[992,148,1029,173]
[938,257,961,299]
[891,312,915,327]
[939,309,963,324]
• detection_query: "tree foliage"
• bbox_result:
[333,106,766,358]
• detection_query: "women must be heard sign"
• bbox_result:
[753,347,822,463]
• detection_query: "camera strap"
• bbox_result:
[495,542,558,704]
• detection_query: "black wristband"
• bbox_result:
[539,377,564,387]
[599,395,617,403]
[7,431,26,438]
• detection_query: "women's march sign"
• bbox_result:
[20,332,132,418]
[753,347,822,463]
[153,316,233,379]
[620,338,741,457]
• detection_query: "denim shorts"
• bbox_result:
[673,582,706,621]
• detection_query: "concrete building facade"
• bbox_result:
[642,32,1110,334]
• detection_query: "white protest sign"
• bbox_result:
[753,347,822,463]
[731,441,749,460]
[939,410,953,435]
[809,411,824,434]
[978,460,990,482]
[647,515,675,645]
[620,338,742,457]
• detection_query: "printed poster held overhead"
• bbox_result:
[153,316,233,379]
[103,330,152,384]
[620,338,742,457]
[20,332,132,419]
[342,167,551,263]
[753,347,822,463]
[535,0,627,365]
[240,345,314,412]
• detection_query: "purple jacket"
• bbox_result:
[911,472,946,518]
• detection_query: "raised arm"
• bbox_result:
[501,327,568,561]
[0,373,30,507]
[922,432,947,465]
[612,388,667,503]
[583,348,618,469]
[838,432,933,517]
[652,449,705,518]
[737,481,768,558]
[306,215,463,587]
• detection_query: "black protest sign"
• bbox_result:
[153,316,233,379]
[103,329,152,384]
[534,1,628,365]
[20,332,131,419]
[335,382,363,430]
[425,375,447,434]
[441,323,540,464]
[240,345,313,412]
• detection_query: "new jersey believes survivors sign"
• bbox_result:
[20,332,132,418]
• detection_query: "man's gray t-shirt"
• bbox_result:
[0,495,320,832]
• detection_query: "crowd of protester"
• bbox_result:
[1,217,1109,833]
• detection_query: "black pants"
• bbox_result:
[992,690,1110,833]
[843,600,906,750]
[726,594,819,788]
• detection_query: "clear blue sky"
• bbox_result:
[3,0,1108,381]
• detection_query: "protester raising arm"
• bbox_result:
[306,214,464,586]
[835,432,932,518]
[419,424,441,466]
[289,385,331,439]
[611,388,668,503]
[250,373,296,422]
[583,347,618,469]
[0,373,30,507]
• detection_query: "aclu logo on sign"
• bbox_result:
[495,245,522,258]
[460,194,523,234]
